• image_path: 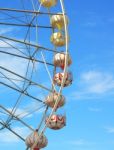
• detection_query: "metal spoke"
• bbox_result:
[11,104,46,123]
[0,71,22,91]
[0,80,43,103]
[0,66,52,92]
[0,76,26,82]
[0,35,59,53]
[0,8,64,15]
[0,105,34,131]
[0,10,27,24]
[0,50,54,66]
[0,22,52,28]
[0,39,28,57]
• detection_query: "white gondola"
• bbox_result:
[53,53,72,69]
[39,0,57,7]
[25,131,48,149]
[46,114,66,130]
[50,13,68,30]
[51,32,69,47]
[54,72,72,87]
[45,92,65,109]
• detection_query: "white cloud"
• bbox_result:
[70,71,114,100]
[69,139,86,146]
[7,108,33,118]
[108,17,114,23]
[83,22,97,27]
[0,27,14,35]
[105,127,114,133]
[0,25,36,81]
[69,139,94,146]
[0,40,28,75]
[81,71,114,93]
[0,126,30,143]
[0,130,19,143]
[88,107,102,112]
[0,101,45,120]
[0,39,35,88]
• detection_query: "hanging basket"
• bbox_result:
[45,92,65,109]
[53,53,72,69]
[25,131,48,149]
[51,32,69,47]
[50,13,68,30]
[46,114,66,130]
[54,72,73,87]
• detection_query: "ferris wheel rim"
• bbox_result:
[30,0,70,149]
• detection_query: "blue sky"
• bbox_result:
[0,0,114,150]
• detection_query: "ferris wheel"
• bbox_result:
[0,0,73,149]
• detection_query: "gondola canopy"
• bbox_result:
[51,32,69,47]
[25,131,48,149]
[45,92,65,109]
[46,114,66,130]
[53,53,72,69]
[54,72,73,87]
[50,13,68,30]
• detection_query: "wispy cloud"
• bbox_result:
[88,107,102,112]
[69,139,95,146]
[81,71,114,93]
[0,126,30,143]
[0,39,35,88]
[81,12,114,28]
[83,22,97,27]
[0,102,44,120]
[69,139,87,146]
[107,17,114,23]
[0,27,14,35]
[70,71,114,100]
[7,108,32,118]
[105,127,114,133]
